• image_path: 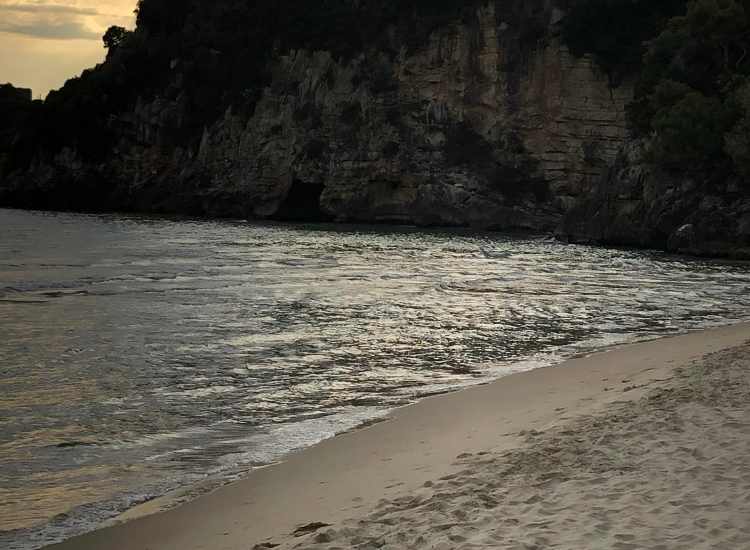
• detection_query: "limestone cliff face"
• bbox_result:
[0,1,631,232]
[194,1,631,230]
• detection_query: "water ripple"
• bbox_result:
[1,209,750,549]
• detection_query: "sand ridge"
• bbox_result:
[277,343,750,549]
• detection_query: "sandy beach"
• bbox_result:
[45,322,750,550]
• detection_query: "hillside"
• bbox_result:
[1,0,749,257]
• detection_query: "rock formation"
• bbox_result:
[0,1,632,233]
[1,0,748,258]
[558,141,750,259]
[194,2,631,231]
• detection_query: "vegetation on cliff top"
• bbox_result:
[632,0,750,178]
[3,0,750,189]
[2,0,473,175]
[567,0,750,181]
[561,0,688,84]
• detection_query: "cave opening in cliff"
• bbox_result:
[273,180,332,222]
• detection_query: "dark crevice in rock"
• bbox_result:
[272,180,332,222]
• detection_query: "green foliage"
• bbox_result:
[7,0,470,167]
[640,0,749,95]
[135,0,190,34]
[725,85,750,177]
[651,90,736,166]
[558,0,750,175]
[629,0,750,174]
[0,86,42,175]
[561,0,687,84]
[103,26,131,52]
[39,29,166,160]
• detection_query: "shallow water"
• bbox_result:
[1,208,750,549]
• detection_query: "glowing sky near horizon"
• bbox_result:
[0,0,135,98]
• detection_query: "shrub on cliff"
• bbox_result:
[5,0,471,170]
[561,0,687,84]
[725,84,750,178]
[651,89,736,167]
[103,26,132,54]
[629,0,750,174]
[563,0,750,178]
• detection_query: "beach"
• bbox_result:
[5,209,750,550]
[43,322,750,550]
[3,0,750,546]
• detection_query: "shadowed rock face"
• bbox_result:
[0,1,632,233]
[558,142,750,260]
[196,2,631,231]
[0,84,32,103]
[0,84,34,182]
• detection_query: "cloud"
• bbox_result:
[0,1,133,41]
[0,3,98,16]
[0,1,136,97]
[0,19,100,39]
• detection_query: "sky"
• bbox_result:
[0,0,136,99]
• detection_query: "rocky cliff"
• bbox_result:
[0,1,631,233]
[196,2,631,230]
[3,0,747,258]
[558,141,750,259]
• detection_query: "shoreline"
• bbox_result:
[102,323,749,525]
[43,321,750,550]
[5,207,750,263]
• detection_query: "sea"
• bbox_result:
[2,207,750,549]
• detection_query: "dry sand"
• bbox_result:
[46,323,750,550]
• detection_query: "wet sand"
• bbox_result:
[47,323,750,550]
